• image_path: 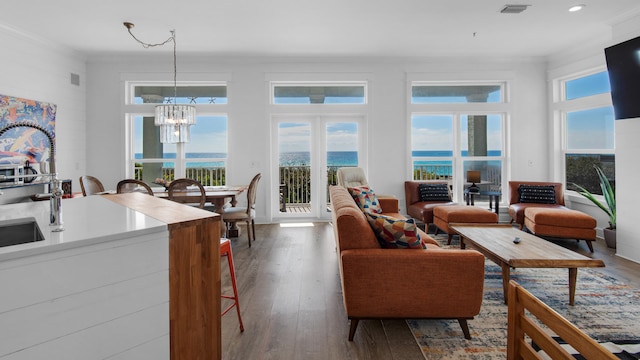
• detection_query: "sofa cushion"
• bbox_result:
[365,213,426,249]
[518,184,556,204]
[348,186,383,214]
[418,183,451,202]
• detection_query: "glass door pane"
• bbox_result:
[278,122,312,216]
[325,122,359,215]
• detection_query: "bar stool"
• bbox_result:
[220,238,244,332]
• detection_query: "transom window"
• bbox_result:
[272,83,366,104]
[564,72,611,100]
[134,85,227,104]
[411,84,502,103]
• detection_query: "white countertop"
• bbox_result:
[0,195,167,261]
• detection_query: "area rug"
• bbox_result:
[407,236,640,359]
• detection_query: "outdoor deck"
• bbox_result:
[282,203,311,213]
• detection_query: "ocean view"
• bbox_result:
[135,150,502,168]
[135,151,360,167]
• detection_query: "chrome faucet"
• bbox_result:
[0,121,64,231]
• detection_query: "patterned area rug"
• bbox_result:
[407,235,640,359]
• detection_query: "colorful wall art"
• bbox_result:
[0,94,57,165]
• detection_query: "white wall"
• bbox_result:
[0,25,87,194]
[85,56,548,221]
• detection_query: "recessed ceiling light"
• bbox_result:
[569,4,586,12]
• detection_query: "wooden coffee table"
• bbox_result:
[450,223,605,305]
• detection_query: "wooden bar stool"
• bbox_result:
[220,238,244,332]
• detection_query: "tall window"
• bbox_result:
[125,82,228,186]
[410,82,507,201]
[557,71,615,194]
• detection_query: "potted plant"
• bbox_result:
[572,165,616,248]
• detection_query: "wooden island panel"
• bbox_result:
[105,193,221,360]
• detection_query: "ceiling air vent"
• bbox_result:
[500,4,530,14]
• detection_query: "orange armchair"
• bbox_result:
[404,180,457,231]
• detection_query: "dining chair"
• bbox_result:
[222,173,261,247]
[167,178,206,209]
[220,237,244,332]
[79,175,105,196]
[116,179,154,195]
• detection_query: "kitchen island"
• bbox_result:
[0,193,221,360]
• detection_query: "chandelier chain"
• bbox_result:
[124,23,178,102]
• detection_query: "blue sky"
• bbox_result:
[411,114,503,152]
[278,122,359,153]
[411,73,614,152]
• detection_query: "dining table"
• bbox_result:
[153,185,247,237]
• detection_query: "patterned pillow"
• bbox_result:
[518,184,556,204]
[365,213,426,249]
[418,183,451,202]
[347,186,383,214]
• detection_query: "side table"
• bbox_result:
[464,189,501,214]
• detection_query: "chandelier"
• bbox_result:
[124,22,196,143]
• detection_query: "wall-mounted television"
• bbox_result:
[604,35,640,120]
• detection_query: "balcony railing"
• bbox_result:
[135,166,226,186]
[134,164,500,211]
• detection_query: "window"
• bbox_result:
[126,82,228,186]
[557,71,615,195]
[410,82,507,202]
[412,84,502,103]
[272,84,366,104]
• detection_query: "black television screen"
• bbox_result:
[605,36,640,120]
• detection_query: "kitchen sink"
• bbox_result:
[0,218,45,247]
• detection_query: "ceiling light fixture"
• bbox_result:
[123,22,196,143]
[568,4,586,12]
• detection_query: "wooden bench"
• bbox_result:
[507,280,617,359]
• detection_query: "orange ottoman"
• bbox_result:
[434,205,499,244]
[524,207,596,252]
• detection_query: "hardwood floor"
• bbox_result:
[220,222,640,360]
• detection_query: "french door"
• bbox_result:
[272,114,365,220]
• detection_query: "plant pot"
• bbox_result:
[603,227,616,249]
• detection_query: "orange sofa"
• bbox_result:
[507,181,567,228]
[404,180,457,231]
[329,185,485,341]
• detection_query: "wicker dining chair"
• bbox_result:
[79,175,105,196]
[167,178,206,209]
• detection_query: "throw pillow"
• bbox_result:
[347,186,383,214]
[365,213,426,249]
[518,184,556,204]
[418,183,451,202]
